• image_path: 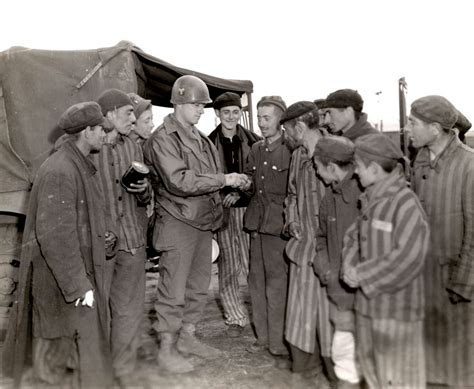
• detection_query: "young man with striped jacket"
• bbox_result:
[342,133,430,389]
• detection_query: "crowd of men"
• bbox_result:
[2,74,473,389]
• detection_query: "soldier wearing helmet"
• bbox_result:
[143,75,250,374]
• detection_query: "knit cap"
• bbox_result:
[97,88,133,116]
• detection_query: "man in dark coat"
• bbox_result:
[208,92,261,337]
[3,102,114,388]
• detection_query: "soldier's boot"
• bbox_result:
[157,332,194,373]
[177,323,223,358]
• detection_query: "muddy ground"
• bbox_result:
[1,264,328,389]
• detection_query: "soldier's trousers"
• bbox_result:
[152,207,212,334]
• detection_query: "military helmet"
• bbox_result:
[170,75,212,105]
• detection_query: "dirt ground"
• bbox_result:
[1,264,329,389]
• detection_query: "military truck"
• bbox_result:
[0,41,254,338]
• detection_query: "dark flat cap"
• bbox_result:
[257,95,287,113]
[355,133,403,163]
[280,101,316,124]
[213,92,242,110]
[97,88,133,116]
[321,89,364,112]
[313,99,326,109]
[128,93,152,119]
[58,101,107,134]
[410,95,458,129]
[455,109,471,134]
[313,136,355,163]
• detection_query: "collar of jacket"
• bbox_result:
[217,123,245,143]
[264,133,286,152]
[163,113,212,168]
[342,112,374,140]
[62,139,97,176]
[414,130,459,173]
[332,166,357,204]
[360,166,406,210]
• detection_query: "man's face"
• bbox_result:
[405,113,438,149]
[257,105,281,141]
[134,109,154,139]
[283,121,303,151]
[89,125,107,153]
[216,105,242,131]
[313,159,336,185]
[109,105,136,136]
[354,155,376,188]
[318,109,328,129]
[178,103,206,126]
[323,107,353,133]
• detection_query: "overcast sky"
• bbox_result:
[1,0,473,134]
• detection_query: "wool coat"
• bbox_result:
[3,140,112,387]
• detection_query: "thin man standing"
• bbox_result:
[208,92,261,337]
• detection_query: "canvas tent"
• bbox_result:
[0,40,254,215]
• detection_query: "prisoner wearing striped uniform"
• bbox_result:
[284,147,331,360]
[412,131,474,387]
[92,128,150,380]
[343,160,429,388]
[208,118,261,331]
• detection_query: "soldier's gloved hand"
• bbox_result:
[288,222,302,240]
[75,290,94,308]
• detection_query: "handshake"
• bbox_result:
[224,173,252,190]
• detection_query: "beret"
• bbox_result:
[97,88,133,116]
[57,101,107,134]
[321,89,364,112]
[313,135,355,163]
[355,133,403,163]
[280,101,317,124]
[257,95,287,113]
[410,95,458,129]
[213,92,242,110]
[128,93,152,120]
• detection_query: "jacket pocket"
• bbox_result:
[260,199,285,236]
